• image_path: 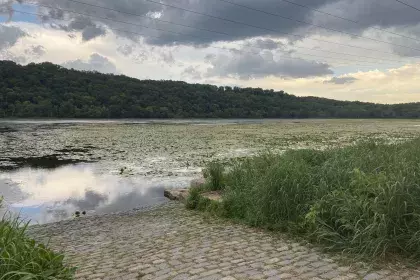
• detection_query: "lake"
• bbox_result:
[1,119,419,224]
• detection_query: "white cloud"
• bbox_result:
[62,53,118,74]
[224,63,420,104]
[324,76,357,85]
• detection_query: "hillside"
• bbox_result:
[0,60,419,118]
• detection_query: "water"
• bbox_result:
[0,119,266,224]
[0,163,191,224]
[1,119,419,224]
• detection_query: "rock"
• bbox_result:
[164,178,220,203]
[190,177,205,188]
[164,189,189,201]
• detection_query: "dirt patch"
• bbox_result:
[201,191,223,202]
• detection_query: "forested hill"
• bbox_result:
[1,60,419,118]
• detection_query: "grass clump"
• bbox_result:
[0,198,76,279]
[203,161,226,191]
[189,138,420,261]
[186,186,226,216]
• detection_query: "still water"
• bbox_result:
[0,119,268,224]
[0,163,191,224]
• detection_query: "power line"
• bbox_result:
[23,5,407,66]
[218,0,420,52]
[395,0,420,12]
[35,3,219,42]
[141,0,419,57]
[11,9,383,68]
[290,44,404,64]
[276,0,420,42]
[63,0,231,38]
[107,30,384,68]
[58,0,410,64]
[111,26,377,67]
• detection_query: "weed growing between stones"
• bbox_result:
[187,138,420,261]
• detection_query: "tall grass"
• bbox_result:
[0,198,75,279]
[203,161,225,191]
[189,138,420,260]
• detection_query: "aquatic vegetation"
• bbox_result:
[190,137,420,261]
[1,119,418,177]
[0,155,93,171]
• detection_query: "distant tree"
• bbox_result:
[0,60,418,119]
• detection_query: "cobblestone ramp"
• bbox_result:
[29,203,420,280]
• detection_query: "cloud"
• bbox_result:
[0,25,27,49]
[117,44,133,56]
[311,0,420,56]
[161,50,175,64]
[62,53,118,74]
[0,49,26,63]
[94,187,166,214]
[24,45,46,57]
[50,16,106,41]
[182,65,202,79]
[313,0,420,33]
[11,0,418,49]
[65,190,108,210]
[324,76,358,85]
[206,50,333,79]
[81,25,106,41]
[228,63,420,104]
[243,38,283,50]
[13,0,335,46]
[0,0,24,22]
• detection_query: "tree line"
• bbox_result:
[1,60,419,118]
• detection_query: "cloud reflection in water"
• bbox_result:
[0,163,190,224]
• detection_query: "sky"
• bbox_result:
[1,0,420,104]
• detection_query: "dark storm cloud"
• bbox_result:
[4,0,420,47]
[0,25,27,49]
[310,0,420,56]
[33,0,166,41]
[81,25,106,40]
[49,15,106,41]
[19,0,420,47]
[206,50,333,79]
[139,0,337,45]
[12,0,336,45]
[313,0,420,33]
[62,53,119,74]
[324,76,358,85]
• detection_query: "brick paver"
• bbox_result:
[29,202,420,280]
